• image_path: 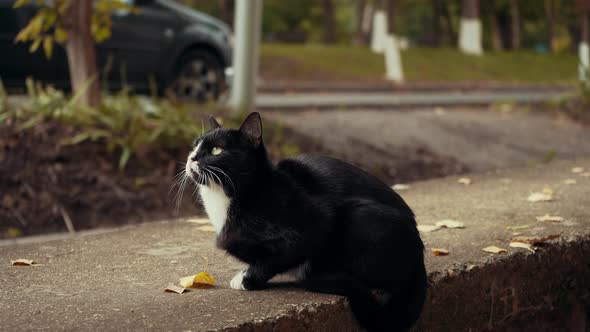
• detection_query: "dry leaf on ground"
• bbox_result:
[392,184,410,191]
[164,284,187,294]
[179,272,215,289]
[527,192,553,202]
[432,248,449,256]
[482,246,507,254]
[571,167,584,173]
[186,218,209,224]
[436,219,465,229]
[417,225,441,233]
[509,242,535,253]
[11,259,37,266]
[564,179,577,185]
[434,107,446,115]
[457,178,472,185]
[535,214,564,223]
[511,234,560,245]
[196,225,216,232]
[506,224,530,231]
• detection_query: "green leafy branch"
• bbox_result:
[13,0,137,58]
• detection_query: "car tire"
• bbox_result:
[168,49,225,103]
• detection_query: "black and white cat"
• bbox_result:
[184,112,427,332]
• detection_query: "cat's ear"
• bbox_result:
[209,115,222,130]
[239,112,263,147]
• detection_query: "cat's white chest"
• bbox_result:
[199,185,231,234]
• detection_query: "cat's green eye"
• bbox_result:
[211,147,224,156]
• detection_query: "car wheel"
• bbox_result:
[169,49,224,103]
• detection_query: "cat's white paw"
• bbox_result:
[230,270,247,290]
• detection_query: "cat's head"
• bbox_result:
[185,112,270,193]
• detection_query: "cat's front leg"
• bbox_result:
[230,265,274,291]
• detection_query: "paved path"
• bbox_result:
[267,108,590,177]
[256,90,572,109]
[1,160,589,331]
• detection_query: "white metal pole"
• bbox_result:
[229,0,263,113]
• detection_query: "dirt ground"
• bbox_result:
[0,118,201,238]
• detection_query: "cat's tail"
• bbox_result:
[349,262,428,332]
[303,263,427,332]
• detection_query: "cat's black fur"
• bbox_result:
[187,113,427,332]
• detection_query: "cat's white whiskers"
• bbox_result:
[209,165,235,193]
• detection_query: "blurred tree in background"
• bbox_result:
[14,0,134,106]
[183,0,582,54]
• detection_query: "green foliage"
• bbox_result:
[13,0,136,58]
[1,79,213,170]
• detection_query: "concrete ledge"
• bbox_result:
[1,159,588,331]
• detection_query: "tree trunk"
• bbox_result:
[490,12,503,51]
[442,0,457,45]
[218,0,234,29]
[459,0,483,55]
[322,0,337,44]
[580,10,589,82]
[65,0,100,107]
[545,0,555,53]
[509,0,520,49]
[462,0,478,19]
[385,0,398,34]
[582,12,589,45]
[431,0,443,46]
[354,0,367,45]
[383,0,403,82]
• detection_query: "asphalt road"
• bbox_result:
[256,90,573,109]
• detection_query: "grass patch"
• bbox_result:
[260,44,577,83]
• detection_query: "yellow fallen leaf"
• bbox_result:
[179,275,196,288]
[164,284,187,294]
[432,248,449,256]
[509,242,535,253]
[417,225,441,233]
[506,224,530,231]
[179,272,215,289]
[434,107,446,115]
[527,192,553,202]
[482,246,507,254]
[194,271,215,285]
[571,167,584,173]
[436,219,465,229]
[564,179,577,185]
[511,234,560,245]
[392,184,410,191]
[196,225,216,232]
[535,214,564,223]
[11,259,36,266]
[457,177,472,185]
[186,218,210,224]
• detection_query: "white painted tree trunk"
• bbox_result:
[580,41,590,83]
[384,34,404,82]
[229,0,262,113]
[459,18,483,55]
[370,10,387,53]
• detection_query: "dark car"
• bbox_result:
[0,0,233,102]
